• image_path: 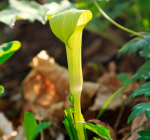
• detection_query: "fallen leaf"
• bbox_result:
[0,113,14,136]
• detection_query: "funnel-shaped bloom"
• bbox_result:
[50,10,92,95]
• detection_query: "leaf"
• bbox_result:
[140,44,150,58]
[81,122,112,140]
[63,119,75,140]
[45,0,76,20]
[0,0,76,27]
[132,61,150,81]
[50,9,92,95]
[0,85,4,96]
[137,130,150,140]
[128,82,150,101]
[118,33,150,57]
[128,102,150,123]
[34,122,51,139]
[22,112,38,140]
[117,73,130,85]
[0,41,21,65]
[93,138,100,140]
[137,137,148,140]
[68,90,74,106]
[0,0,49,27]
[63,107,79,140]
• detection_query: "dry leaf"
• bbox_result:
[0,113,14,136]
[126,113,147,140]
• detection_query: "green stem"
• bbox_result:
[93,0,143,38]
[96,86,125,119]
[74,92,85,140]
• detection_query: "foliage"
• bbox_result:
[22,112,51,140]
[124,0,150,32]
[75,0,131,30]
[128,82,150,100]
[137,130,150,140]
[128,102,150,123]
[0,85,4,97]
[118,33,150,57]
[132,61,150,81]
[82,122,112,140]
[0,0,75,27]
[0,41,21,64]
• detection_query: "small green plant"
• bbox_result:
[0,41,21,97]
[0,85,4,96]
[49,9,112,140]
[22,112,51,140]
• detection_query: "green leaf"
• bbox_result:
[140,44,150,58]
[68,90,74,106]
[22,112,38,140]
[34,122,51,139]
[128,102,150,123]
[23,112,51,140]
[0,41,21,65]
[128,82,150,101]
[63,119,75,140]
[0,0,49,27]
[81,122,112,140]
[137,130,150,140]
[118,33,150,57]
[63,107,79,140]
[132,61,150,81]
[0,0,77,27]
[93,138,100,140]
[137,137,149,140]
[0,85,4,96]
[117,73,130,85]
[45,0,76,20]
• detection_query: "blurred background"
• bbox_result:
[0,0,149,140]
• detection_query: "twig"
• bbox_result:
[114,95,126,131]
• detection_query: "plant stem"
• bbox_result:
[93,0,143,38]
[74,92,85,140]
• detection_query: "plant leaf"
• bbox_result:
[137,130,150,140]
[63,107,79,140]
[118,33,150,57]
[132,61,150,81]
[68,90,74,106]
[34,122,51,139]
[45,0,76,20]
[0,41,21,65]
[137,137,149,140]
[128,102,150,123]
[22,112,38,140]
[0,0,77,27]
[117,73,130,86]
[0,85,4,96]
[140,44,150,58]
[81,122,112,140]
[128,82,150,101]
[0,0,49,27]
[93,138,100,140]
